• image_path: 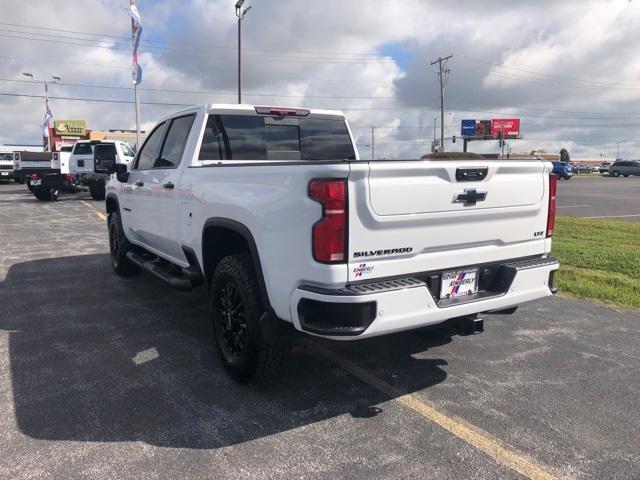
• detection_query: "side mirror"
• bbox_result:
[115,163,130,183]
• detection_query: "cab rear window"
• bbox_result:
[198,114,355,161]
[74,143,93,155]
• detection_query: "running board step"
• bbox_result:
[126,251,192,291]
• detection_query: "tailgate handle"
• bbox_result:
[454,188,487,205]
[456,167,488,182]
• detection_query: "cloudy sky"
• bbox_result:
[0,0,639,159]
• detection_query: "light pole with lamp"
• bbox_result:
[235,0,252,104]
[22,72,61,151]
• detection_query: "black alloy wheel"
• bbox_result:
[107,210,139,276]
[109,218,121,267]
[210,254,285,382]
[216,278,248,357]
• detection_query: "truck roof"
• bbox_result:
[160,103,347,122]
[75,139,122,145]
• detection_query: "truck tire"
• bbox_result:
[33,186,59,201]
[108,210,140,276]
[211,254,285,382]
[89,179,106,200]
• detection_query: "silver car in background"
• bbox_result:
[609,160,640,177]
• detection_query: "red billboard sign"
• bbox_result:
[491,118,520,138]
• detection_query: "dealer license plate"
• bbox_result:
[440,268,478,299]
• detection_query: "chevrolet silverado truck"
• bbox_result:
[68,139,136,200]
[102,104,559,382]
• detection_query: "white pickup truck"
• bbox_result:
[68,140,136,200]
[103,104,559,382]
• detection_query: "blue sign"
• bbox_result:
[461,119,476,137]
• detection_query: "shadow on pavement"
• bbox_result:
[0,254,450,449]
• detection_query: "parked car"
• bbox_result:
[101,103,559,382]
[609,160,640,177]
[573,164,591,174]
[552,162,573,179]
[598,162,611,174]
[0,152,16,181]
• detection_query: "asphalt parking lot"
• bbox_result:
[557,175,640,221]
[1,181,639,479]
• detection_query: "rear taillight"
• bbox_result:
[308,179,347,263]
[546,174,557,237]
[15,152,21,161]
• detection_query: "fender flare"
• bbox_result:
[202,217,271,309]
[105,193,120,214]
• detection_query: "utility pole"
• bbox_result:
[235,0,252,104]
[430,54,452,152]
[371,127,375,160]
[44,75,51,152]
[130,0,142,150]
[616,142,621,160]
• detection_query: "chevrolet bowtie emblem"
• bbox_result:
[453,188,487,205]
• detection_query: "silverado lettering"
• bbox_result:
[354,247,413,258]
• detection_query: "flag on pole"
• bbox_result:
[130,4,143,85]
[42,103,53,138]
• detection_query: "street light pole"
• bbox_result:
[235,0,252,104]
[616,142,620,160]
[433,113,451,152]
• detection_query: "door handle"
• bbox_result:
[135,181,144,187]
[162,182,174,189]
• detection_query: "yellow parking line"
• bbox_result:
[81,200,107,221]
[310,342,558,480]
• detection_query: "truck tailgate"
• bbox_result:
[347,160,553,282]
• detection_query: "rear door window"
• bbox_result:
[135,122,166,170]
[198,114,354,162]
[155,114,196,168]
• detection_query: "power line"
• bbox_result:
[0,91,190,107]
[0,30,398,65]
[0,54,128,70]
[4,21,639,90]
[454,54,640,89]
[0,21,412,59]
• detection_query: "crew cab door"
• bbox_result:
[125,115,196,263]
